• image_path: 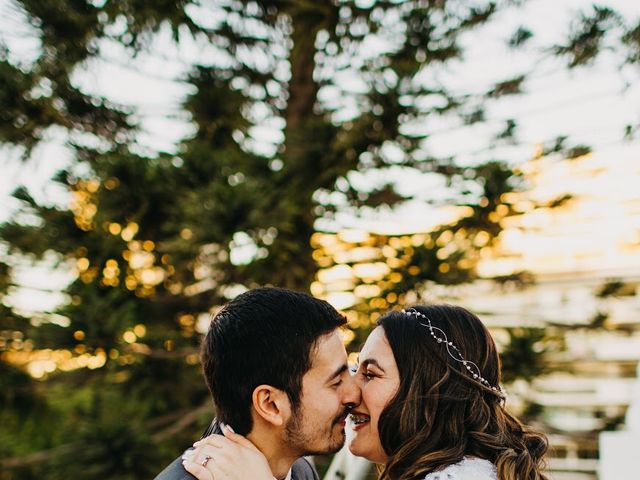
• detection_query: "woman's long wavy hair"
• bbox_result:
[376,304,548,480]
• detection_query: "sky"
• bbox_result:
[0,0,639,313]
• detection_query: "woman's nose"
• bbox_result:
[342,373,362,406]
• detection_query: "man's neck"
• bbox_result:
[246,430,298,480]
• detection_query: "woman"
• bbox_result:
[184,304,548,479]
[347,304,547,479]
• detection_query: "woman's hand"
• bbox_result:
[182,425,273,480]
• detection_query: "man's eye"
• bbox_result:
[362,372,374,380]
[333,379,343,387]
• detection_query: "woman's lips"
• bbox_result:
[349,412,371,430]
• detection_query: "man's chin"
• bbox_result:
[304,433,345,456]
[328,430,347,453]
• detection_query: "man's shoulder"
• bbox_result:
[291,457,319,480]
[154,454,196,480]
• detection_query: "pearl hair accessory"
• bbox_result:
[402,308,506,397]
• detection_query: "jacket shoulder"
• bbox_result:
[154,455,197,480]
[291,457,319,480]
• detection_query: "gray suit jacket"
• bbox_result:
[154,420,319,480]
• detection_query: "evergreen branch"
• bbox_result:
[124,345,199,358]
[150,401,211,443]
[1,402,212,469]
[0,443,77,469]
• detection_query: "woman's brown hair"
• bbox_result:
[376,304,548,480]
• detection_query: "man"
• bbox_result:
[155,287,360,480]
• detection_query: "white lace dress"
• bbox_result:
[423,457,497,480]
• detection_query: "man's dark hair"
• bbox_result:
[200,287,346,435]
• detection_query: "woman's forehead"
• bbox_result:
[360,327,392,361]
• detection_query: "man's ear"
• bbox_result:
[251,384,291,427]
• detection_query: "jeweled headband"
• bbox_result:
[401,308,506,397]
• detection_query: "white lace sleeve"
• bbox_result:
[423,457,497,480]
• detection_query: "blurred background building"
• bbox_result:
[315,151,640,479]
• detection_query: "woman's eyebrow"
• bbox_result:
[361,358,386,373]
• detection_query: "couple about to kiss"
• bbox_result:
[155,287,548,480]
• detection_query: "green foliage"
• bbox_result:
[554,6,621,68]
[595,279,637,298]
[500,328,550,384]
[508,26,534,48]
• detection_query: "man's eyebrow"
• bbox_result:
[325,364,348,383]
[362,358,386,373]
